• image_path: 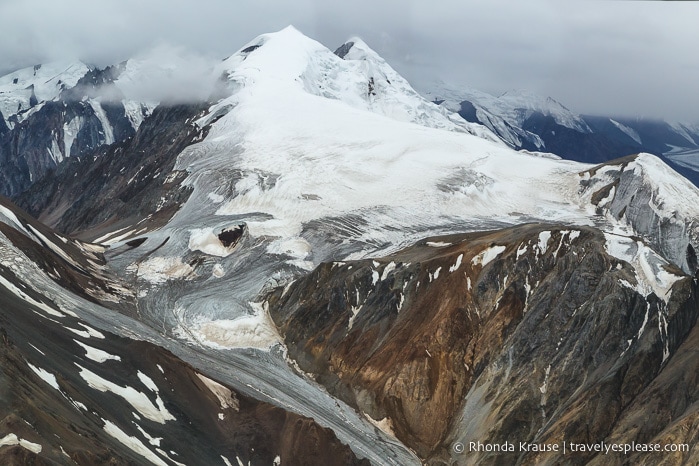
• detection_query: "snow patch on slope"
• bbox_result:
[0,433,42,454]
[27,363,60,391]
[604,233,684,302]
[102,420,168,466]
[75,339,121,363]
[471,246,506,267]
[77,364,175,423]
[610,118,642,145]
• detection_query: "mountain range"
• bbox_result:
[1,26,699,465]
[423,82,699,185]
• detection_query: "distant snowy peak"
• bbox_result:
[0,61,90,124]
[422,82,545,150]
[425,82,591,132]
[497,89,592,133]
[442,85,590,134]
[424,81,699,179]
[215,26,500,141]
[0,61,89,96]
[0,58,161,198]
[0,59,156,132]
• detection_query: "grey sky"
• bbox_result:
[1,0,697,121]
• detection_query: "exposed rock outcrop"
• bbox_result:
[580,153,699,274]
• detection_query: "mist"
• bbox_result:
[109,44,220,104]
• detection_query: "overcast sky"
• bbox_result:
[1,0,697,121]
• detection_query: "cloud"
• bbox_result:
[111,44,220,104]
[0,0,314,71]
[0,0,697,121]
[388,0,699,121]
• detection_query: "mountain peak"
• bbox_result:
[235,24,322,54]
[210,29,496,139]
[273,24,304,37]
[333,37,381,62]
[492,88,591,132]
[218,26,327,86]
[499,88,572,114]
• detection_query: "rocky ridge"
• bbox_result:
[268,223,698,464]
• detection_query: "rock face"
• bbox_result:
[580,153,699,274]
[0,196,135,314]
[16,103,207,239]
[268,224,699,464]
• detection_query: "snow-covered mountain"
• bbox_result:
[0,59,158,198]
[423,81,590,152]
[427,83,590,133]
[4,26,699,465]
[0,59,158,134]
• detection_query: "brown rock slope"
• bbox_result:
[268,223,699,464]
